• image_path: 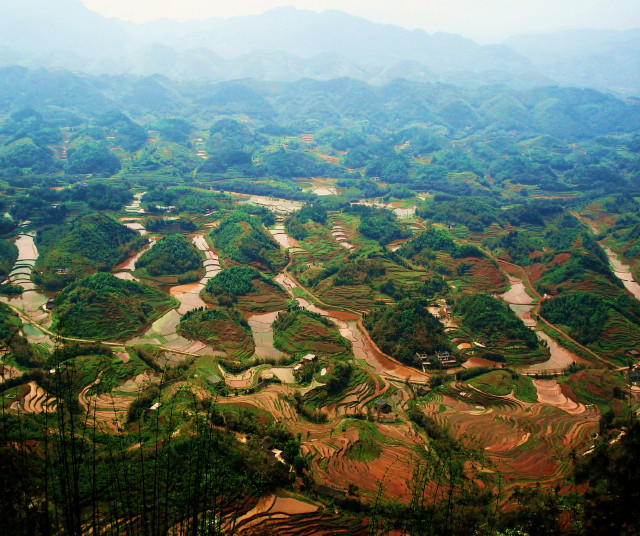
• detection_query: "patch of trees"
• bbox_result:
[419,275,449,299]
[178,307,252,358]
[273,305,332,332]
[143,217,197,233]
[399,228,484,261]
[484,231,542,266]
[432,148,484,176]
[490,155,557,185]
[136,234,202,277]
[152,117,193,143]
[567,164,626,190]
[289,391,328,423]
[272,305,351,356]
[204,266,260,298]
[0,215,17,236]
[143,187,229,214]
[94,110,147,152]
[365,153,410,182]
[334,179,390,199]
[0,240,18,277]
[341,146,373,168]
[363,298,449,365]
[539,291,640,345]
[284,202,328,240]
[9,192,67,224]
[413,168,493,196]
[417,196,500,231]
[62,181,133,211]
[66,141,121,176]
[210,211,284,272]
[393,126,444,156]
[349,205,411,245]
[536,250,619,293]
[210,179,315,202]
[33,212,146,290]
[10,183,133,220]
[0,302,20,345]
[0,404,291,535]
[0,139,61,174]
[52,272,176,339]
[308,257,385,288]
[501,202,563,228]
[255,147,343,179]
[323,361,353,394]
[573,420,640,534]
[0,108,61,147]
[454,293,539,348]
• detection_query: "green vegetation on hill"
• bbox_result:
[272,306,351,356]
[0,302,41,367]
[285,203,328,240]
[0,215,17,236]
[535,249,619,295]
[350,205,411,245]
[66,141,121,176]
[455,293,539,348]
[3,66,640,536]
[33,212,146,290]
[93,110,147,152]
[142,187,230,214]
[52,273,177,340]
[210,211,285,272]
[363,298,449,365]
[469,370,538,403]
[202,265,289,312]
[0,138,61,174]
[0,240,18,277]
[136,234,202,277]
[417,196,500,232]
[9,183,134,221]
[0,302,20,345]
[484,231,543,266]
[399,228,484,261]
[254,147,345,179]
[177,307,253,359]
[152,117,193,143]
[205,266,260,297]
[540,291,640,346]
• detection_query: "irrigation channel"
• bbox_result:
[496,270,588,372]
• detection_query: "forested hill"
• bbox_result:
[1,67,639,142]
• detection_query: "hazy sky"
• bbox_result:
[80,0,640,42]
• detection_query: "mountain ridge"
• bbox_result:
[0,1,637,94]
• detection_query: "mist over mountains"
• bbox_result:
[0,0,638,95]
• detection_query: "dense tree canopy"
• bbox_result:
[66,141,121,176]
[363,299,449,364]
[136,234,202,277]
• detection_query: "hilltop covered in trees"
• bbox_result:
[33,213,146,290]
[363,299,449,364]
[52,273,177,340]
[136,234,202,278]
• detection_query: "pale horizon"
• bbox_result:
[80,0,640,43]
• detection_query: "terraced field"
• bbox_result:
[424,376,600,490]
[8,381,57,414]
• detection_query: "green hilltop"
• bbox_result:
[33,212,147,290]
[52,272,177,340]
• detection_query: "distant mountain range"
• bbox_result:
[0,0,638,95]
